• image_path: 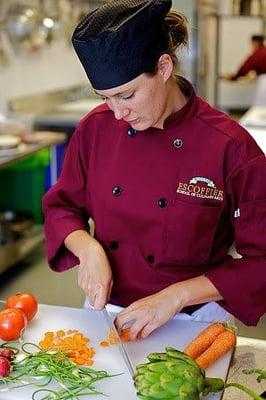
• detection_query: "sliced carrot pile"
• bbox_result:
[39,329,95,366]
[99,327,131,347]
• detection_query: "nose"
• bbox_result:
[110,100,130,120]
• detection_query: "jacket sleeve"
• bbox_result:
[232,53,258,79]
[205,154,266,326]
[42,126,90,272]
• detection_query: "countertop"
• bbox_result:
[0,131,66,168]
[224,336,266,399]
[33,99,102,131]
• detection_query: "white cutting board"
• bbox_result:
[0,304,232,399]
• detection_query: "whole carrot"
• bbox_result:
[196,329,237,369]
[184,322,225,359]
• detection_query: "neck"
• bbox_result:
[154,77,189,129]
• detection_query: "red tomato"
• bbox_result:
[6,293,38,321]
[0,308,27,341]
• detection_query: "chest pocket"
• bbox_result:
[164,199,221,265]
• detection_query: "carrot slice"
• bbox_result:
[108,329,117,344]
[100,327,136,347]
[184,322,226,359]
[119,328,131,342]
[196,329,237,369]
[56,330,65,337]
[100,340,110,347]
[75,357,86,365]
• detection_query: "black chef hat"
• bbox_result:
[72,0,172,90]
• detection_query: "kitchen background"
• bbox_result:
[0,0,265,339]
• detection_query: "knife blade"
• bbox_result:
[102,306,135,377]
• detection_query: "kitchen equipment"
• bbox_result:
[5,3,47,52]
[0,143,26,156]
[0,210,32,234]
[0,223,18,245]
[0,210,32,246]
[0,114,25,136]
[0,29,9,66]
[0,0,9,66]
[102,306,134,376]
[57,98,102,113]
[0,135,21,149]
[0,303,233,400]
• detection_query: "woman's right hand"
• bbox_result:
[64,230,113,309]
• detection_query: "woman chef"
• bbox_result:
[43,0,266,339]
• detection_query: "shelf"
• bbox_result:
[0,131,66,169]
[0,225,44,274]
[0,132,66,273]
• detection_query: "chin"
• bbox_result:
[131,120,151,131]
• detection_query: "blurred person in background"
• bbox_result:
[229,35,266,80]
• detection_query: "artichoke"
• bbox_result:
[134,347,263,400]
[134,347,224,400]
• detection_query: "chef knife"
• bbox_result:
[102,306,135,377]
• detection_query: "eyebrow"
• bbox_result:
[94,89,133,97]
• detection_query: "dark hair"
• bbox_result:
[165,10,189,67]
[145,9,189,75]
[251,35,264,44]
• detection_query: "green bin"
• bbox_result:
[0,149,50,223]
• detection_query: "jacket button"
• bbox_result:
[158,198,167,208]
[173,138,183,148]
[112,186,122,196]
[128,127,137,137]
[147,254,155,263]
[110,241,119,249]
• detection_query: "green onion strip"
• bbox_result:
[0,342,119,399]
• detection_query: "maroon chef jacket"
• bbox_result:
[42,78,266,326]
[233,46,266,79]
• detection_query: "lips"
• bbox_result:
[127,118,140,124]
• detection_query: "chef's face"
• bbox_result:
[94,57,173,130]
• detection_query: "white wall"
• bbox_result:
[0,38,88,114]
[172,0,197,84]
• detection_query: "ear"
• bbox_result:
[157,54,174,82]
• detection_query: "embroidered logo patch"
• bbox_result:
[177,176,224,201]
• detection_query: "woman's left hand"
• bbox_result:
[115,284,186,339]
